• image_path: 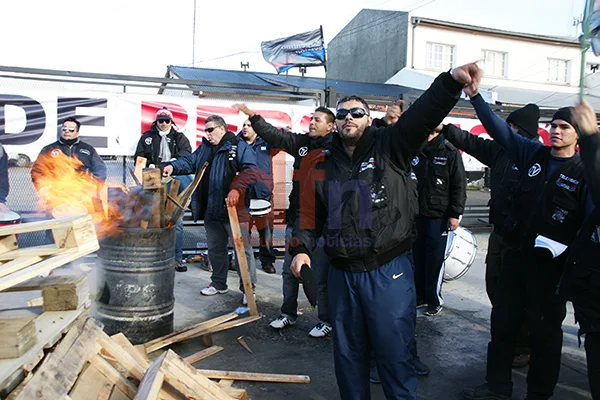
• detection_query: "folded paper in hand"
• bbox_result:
[534,235,568,259]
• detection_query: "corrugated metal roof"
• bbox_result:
[167,65,422,99]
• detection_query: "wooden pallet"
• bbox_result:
[0,215,99,292]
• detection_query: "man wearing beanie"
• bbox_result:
[442,103,540,369]
[135,107,192,272]
[461,66,596,400]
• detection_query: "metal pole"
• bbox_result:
[580,0,595,100]
[192,0,197,67]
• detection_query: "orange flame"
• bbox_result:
[31,152,120,238]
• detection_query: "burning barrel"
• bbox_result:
[95,226,175,344]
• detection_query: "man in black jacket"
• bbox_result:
[232,103,335,338]
[559,100,600,400]
[442,103,540,366]
[461,70,596,400]
[289,64,480,400]
[0,143,9,213]
[135,107,192,272]
[412,124,466,316]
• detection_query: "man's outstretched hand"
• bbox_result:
[232,103,255,118]
[451,62,483,98]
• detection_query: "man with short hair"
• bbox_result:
[372,100,402,128]
[233,103,335,338]
[412,124,467,317]
[442,103,540,367]
[460,69,597,400]
[31,117,107,197]
[238,119,277,274]
[136,107,192,272]
[163,115,259,305]
[289,64,480,399]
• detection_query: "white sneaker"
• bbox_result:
[269,315,296,329]
[242,293,256,306]
[200,285,229,296]
[309,322,332,338]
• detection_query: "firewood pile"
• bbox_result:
[106,157,207,229]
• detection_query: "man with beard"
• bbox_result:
[288,63,481,399]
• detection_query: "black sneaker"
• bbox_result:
[174,261,187,272]
[461,383,511,400]
[424,305,442,316]
[262,263,276,274]
[413,357,431,376]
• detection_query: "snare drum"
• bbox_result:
[443,226,477,282]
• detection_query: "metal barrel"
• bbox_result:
[95,226,175,344]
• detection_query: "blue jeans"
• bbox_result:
[170,175,192,262]
[329,254,417,400]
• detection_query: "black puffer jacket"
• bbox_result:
[291,72,464,272]
[135,124,192,165]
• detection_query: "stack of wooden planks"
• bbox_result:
[3,317,310,400]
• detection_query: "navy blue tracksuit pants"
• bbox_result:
[329,253,417,400]
[413,216,448,308]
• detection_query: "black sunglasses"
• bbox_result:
[205,126,221,133]
[335,107,368,120]
[61,126,76,133]
[157,119,172,124]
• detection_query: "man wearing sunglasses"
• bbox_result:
[232,103,335,339]
[31,116,107,201]
[162,115,259,306]
[288,63,481,399]
[136,107,192,272]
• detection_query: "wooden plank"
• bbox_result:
[17,317,105,399]
[0,241,99,292]
[218,380,234,388]
[97,382,114,400]
[5,373,33,400]
[227,205,258,316]
[134,352,166,400]
[160,350,233,400]
[69,363,114,400]
[108,386,131,400]
[134,157,147,185]
[96,334,146,381]
[52,215,99,250]
[42,275,89,312]
[0,216,82,237]
[89,355,137,400]
[4,274,85,292]
[167,162,208,226]
[198,333,213,348]
[0,257,44,279]
[0,307,87,395]
[26,297,43,307]
[195,369,311,384]
[142,168,162,190]
[163,180,181,221]
[184,346,224,365]
[150,190,162,229]
[0,316,37,359]
[0,235,18,256]
[144,312,238,353]
[0,245,62,262]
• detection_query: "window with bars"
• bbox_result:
[425,42,455,70]
[482,50,507,77]
[548,59,569,83]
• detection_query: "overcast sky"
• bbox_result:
[1,0,586,78]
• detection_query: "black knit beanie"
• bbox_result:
[506,103,540,140]
[552,107,577,130]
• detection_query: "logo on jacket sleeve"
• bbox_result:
[145,137,152,145]
[298,146,308,157]
[511,164,519,171]
[261,146,267,151]
[79,149,90,156]
[359,157,376,172]
[433,156,447,166]
[551,207,569,223]
[528,163,542,177]
[555,174,579,192]
[50,149,63,157]
[411,156,419,166]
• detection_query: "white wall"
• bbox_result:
[411,24,600,91]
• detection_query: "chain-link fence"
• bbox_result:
[6,156,293,255]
